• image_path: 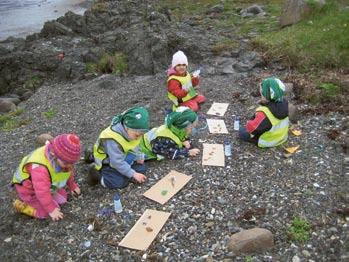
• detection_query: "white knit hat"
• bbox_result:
[171,50,188,68]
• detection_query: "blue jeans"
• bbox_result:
[100,153,147,189]
[239,127,258,145]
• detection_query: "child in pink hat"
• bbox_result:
[167,50,206,112]
[12,134,81,221]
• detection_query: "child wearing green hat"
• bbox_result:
[87,107,150,189]
[140,107,200,160]
[239,77,289,148]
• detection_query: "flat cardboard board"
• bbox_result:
[143,170,192,205]
[207,102,229,116]
[119,209,171,251]
[206,119,228,134]
[202,143,225,166]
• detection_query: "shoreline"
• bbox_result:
[0,0,92,41]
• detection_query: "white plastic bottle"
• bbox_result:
[224,140,232,156]
[234,116,240,131]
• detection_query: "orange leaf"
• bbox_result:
[284,145,300,154]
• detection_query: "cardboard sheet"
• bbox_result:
[143,170,192,205]
[206,119,228,134]
[207,102,229,116]
[119,209,171,251]
[202,143,225,166]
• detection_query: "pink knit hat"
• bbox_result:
[51,134,81,164]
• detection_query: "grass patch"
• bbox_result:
[43,108,57,119]
[24,75,43,91]
[211,39,239,55]
[252,0,349,71]
[319,82,341,97]
[85,63,98,74]
[287,216,311,243]
[0,108,31,131]
[86,52,128,75]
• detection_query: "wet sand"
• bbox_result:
[0,0,88,40]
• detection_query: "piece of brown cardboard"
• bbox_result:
[206,119,229,134]
[143,170,192,205]
[202,143,225,166]
[119,209,171,251]
[207,102,229,116]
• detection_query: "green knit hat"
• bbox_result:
[111,106,149,131]
[261,77,285,102]
[165,107,198,129]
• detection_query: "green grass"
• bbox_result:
[158,1,283,54]
[245,256,253,262]
[0,108,31,131]
[319,82,341,97]
[85,63,98,74]
[252,0,349,71]
[43,108,57,119]
[211,39,239,55]
[24,75,43,90]
[287,216,311,243]
[86,52,128,75]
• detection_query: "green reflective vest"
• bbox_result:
[167,73,197,107]
[12,146,71,191]
[93,126,141,170]
[140,125,183,160]
[256,106,289,148]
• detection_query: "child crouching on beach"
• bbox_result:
[12,134,81,221]
[141,107,200,160]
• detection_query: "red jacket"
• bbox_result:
[167,68,199,100]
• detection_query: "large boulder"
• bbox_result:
[227,228,274,254]
[280,0,326,27]
[0,98,16,113]
[40,21,74,37]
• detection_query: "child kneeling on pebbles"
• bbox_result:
[140,107,200,160]
[167,50,205,112]
[12,134,82,221]
[87,107,149,189]
[239,77,289,147]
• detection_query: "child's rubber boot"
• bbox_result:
[87,165,101,186]
[83,149,94,164]
[13,199,36,218]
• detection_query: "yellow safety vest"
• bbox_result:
[140,125,183,160]
[12,146,71,191]
[167,73,197,107]
[256,106,289,148]
[93,126,141,170]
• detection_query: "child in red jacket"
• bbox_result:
[12,134,81,221]
[167,50,205,112]
[239,77,289,147]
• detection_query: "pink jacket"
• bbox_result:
[16,145,78,213]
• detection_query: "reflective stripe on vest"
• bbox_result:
[93,126,141,170]
[12,146,71,190]
[140,125,183,160]
[167,73,197,105]
[256,106,289,148]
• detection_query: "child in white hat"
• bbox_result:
[166,50,205,112]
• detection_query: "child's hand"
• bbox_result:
[183,140,191,149]
[49,208,64,221]
[189,148,200,157]
[72,187,81,196]
[133,172,147,183]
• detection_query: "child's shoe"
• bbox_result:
[87,165,101,186]
[84,149,94,164]
[13,199,36,218]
